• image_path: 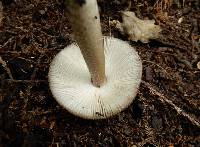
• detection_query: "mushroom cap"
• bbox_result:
[49,36,142,119]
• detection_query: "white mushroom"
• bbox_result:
[48,0,142,119]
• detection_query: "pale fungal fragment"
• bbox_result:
[115,11,162,43]
[49,37,142,119]
[197,61,200,70]
[178,17,184,24]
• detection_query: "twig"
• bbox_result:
[0,56,14,80]
[143,60,168,73]
[0,48,61,54]
[27,110,54,116]
[31,53,44,80]
[0,36,15,48]
[4,79,47,83]
[0,1,3,27]
[141,81,200,128]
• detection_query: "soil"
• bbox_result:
[0,0,200,146]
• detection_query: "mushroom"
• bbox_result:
[48,0,142,119]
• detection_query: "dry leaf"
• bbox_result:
[116,11,162,43]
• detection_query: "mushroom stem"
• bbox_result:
[66,0,106,87]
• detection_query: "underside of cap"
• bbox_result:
[48,36,142,119]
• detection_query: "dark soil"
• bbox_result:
[0,0,200,146]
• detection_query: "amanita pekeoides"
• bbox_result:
[48,0,142,119]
